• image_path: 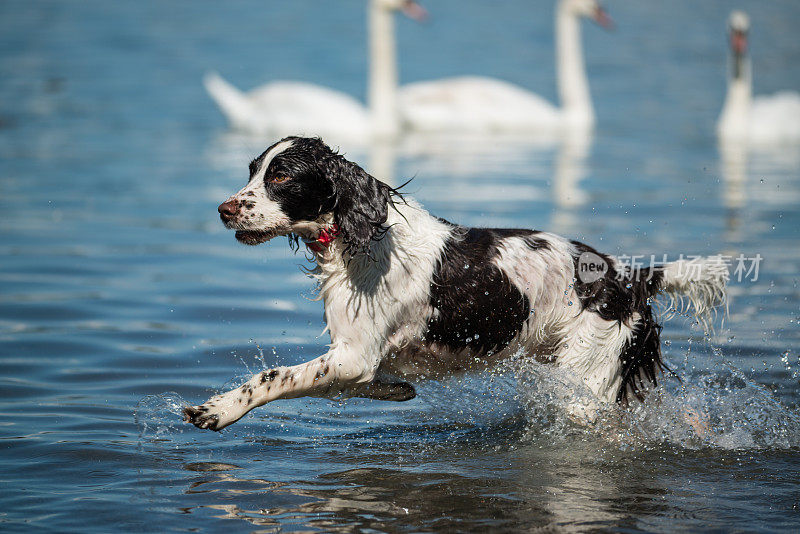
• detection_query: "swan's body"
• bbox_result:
[205,0,425,141]
[399,76,563,133]
[398,0,610,133]
[205,77,371,139]
[745,92,800,145]
[717,11,800,145]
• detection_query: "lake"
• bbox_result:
[1,0,799,531]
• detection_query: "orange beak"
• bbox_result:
[731,29,748,56]
[402,0,428,22]
[593,6,614,30]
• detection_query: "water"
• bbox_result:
[2,0,800,531]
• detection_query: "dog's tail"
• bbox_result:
[608,255,728,406]
[203,71,254,130]
[650,255,729,329]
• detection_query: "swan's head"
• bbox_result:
[726,11,749,80]
[375,0,428,21]
[728,10,749,58]
[562,0,613,29]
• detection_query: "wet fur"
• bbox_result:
[184,137,727,431]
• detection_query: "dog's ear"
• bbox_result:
[327,156,391,256]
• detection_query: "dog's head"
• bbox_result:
[218,137,392,255]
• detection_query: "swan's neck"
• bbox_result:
[556,2,593,127]
[368,1,399,138]
[718,53,751,140]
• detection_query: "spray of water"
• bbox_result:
[134,391,191,441]
[503,343,800,451]
[135,338,800,451]
[134,343,277,441]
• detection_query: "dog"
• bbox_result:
[184,136,727,431]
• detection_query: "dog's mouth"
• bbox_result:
[234,229,279,246]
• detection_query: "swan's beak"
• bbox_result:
[592,6,614,30]
[402,0,428,22]
[731,29,748,56]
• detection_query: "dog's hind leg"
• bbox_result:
[349,379,416,401]
[553,312,635,424]
[184,351,378,431]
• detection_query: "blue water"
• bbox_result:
[2,0,800,531]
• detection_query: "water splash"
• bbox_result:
[504,348,800,451]
[621,367,800,450]
[133,343,800,452]
[134,391,191,441]
[134,346,275,442]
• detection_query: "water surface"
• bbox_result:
[1,0,800,531]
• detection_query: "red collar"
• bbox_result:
[305,224,340,253]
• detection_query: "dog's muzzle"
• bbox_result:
[217,198,284,245]
[218,199,239,224]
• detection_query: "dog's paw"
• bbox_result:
[183,404,222,431]
[381,381,417,401]
[183,391,249,431]
[352,380,417,402]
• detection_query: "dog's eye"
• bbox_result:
[269,175,290,184]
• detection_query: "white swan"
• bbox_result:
[398,0,612,134]
[717,11,800,145]
[204,0,426,141]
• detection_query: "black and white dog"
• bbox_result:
[184,136,727,431]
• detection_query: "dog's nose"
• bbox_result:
[218,199,240,222]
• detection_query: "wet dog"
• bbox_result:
[184,136,727,430]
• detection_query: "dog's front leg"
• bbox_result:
[184,351,375,431]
